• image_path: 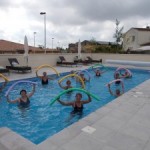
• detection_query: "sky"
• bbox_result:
[0,0,150,48]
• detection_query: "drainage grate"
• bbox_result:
[81,126,96,134]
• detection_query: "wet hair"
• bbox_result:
[43,72,47,75]
[66,80,71,84]
[76,93,82,98]
[20,89,27,95]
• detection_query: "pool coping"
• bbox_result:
[0,66,150,150]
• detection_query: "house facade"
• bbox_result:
[123,27,150,51]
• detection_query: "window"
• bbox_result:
[132,36,135,42]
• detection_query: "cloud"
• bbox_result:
[0,0,150,48]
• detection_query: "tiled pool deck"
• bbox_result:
[0,65,150,150]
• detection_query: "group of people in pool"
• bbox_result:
[4,67,132,115]
[5,71,92,113]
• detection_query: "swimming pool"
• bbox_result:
[0,67,149,144]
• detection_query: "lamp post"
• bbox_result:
[33,32,36,47]
[40,12,46,53]
[52,38,54,52]
[57,41,59,51]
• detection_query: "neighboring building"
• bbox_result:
[123,27,150,51]
[68,40,115,53]
[68,43,77,53]
[0,40,60,54]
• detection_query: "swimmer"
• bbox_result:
[57,93,91,115]
[92,68,106,77]
[79,73,90,82]
[108,84,124,97]
[7,84,36,108]
[58,80,72,90]
[122,71,132,78]
[114,72,121,84]
[36,71,54,85]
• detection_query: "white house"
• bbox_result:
[123,27,150,51]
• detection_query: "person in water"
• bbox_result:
[79,73,90,82]
[7,84,36,108]
[108,83,124,97]
[93,68,106,77]
[114,72,122,84]
[36,71,54,85]
[57,93,91,115]
[121,71,132,78]
[58,80,72,90]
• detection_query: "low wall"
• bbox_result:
[0,53,149,68]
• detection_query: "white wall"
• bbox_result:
[123,29,138,51]
[123,28,150,51]
[138,32,150,45]
[0,53,149,68]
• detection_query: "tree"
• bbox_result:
[90,37,97,44]
[113,19,124,52]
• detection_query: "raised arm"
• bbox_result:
[108,84,114,96]
[82,94,91,104]
[7,95,19,104]
[101,70,107,74]
[57,98,73,106]
[36,71,42,79]
[27,84,36,98]
[58,82,66,89]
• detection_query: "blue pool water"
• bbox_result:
[0,67,149,144]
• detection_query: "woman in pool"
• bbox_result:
[36,71,54,85]
[121,71,132,78]
[79,73,90,82]
[108,83,124,97]
[114,72,122,84]
[7,84,36,108]
[58,80,73,90]
[92,68,106,77]
[57,93,91,115]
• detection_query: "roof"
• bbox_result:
[140,42,150,46]
[97,41,116,45]
[0,39,56,53]
[132,27,150,32]
[0,40,23,51]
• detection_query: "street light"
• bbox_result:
[40,12,46,53]
[52,38,54,52]
[33,32,36,47]
[57,41,59,50]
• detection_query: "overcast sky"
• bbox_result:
[0,0,150,48]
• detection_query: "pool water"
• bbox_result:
[0,67,149,144]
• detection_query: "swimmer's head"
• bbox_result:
[75,93,82,101]
[20,89,27,96]
[43,72,47,76]
[66,80,71,85]
[115,72,120,78]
